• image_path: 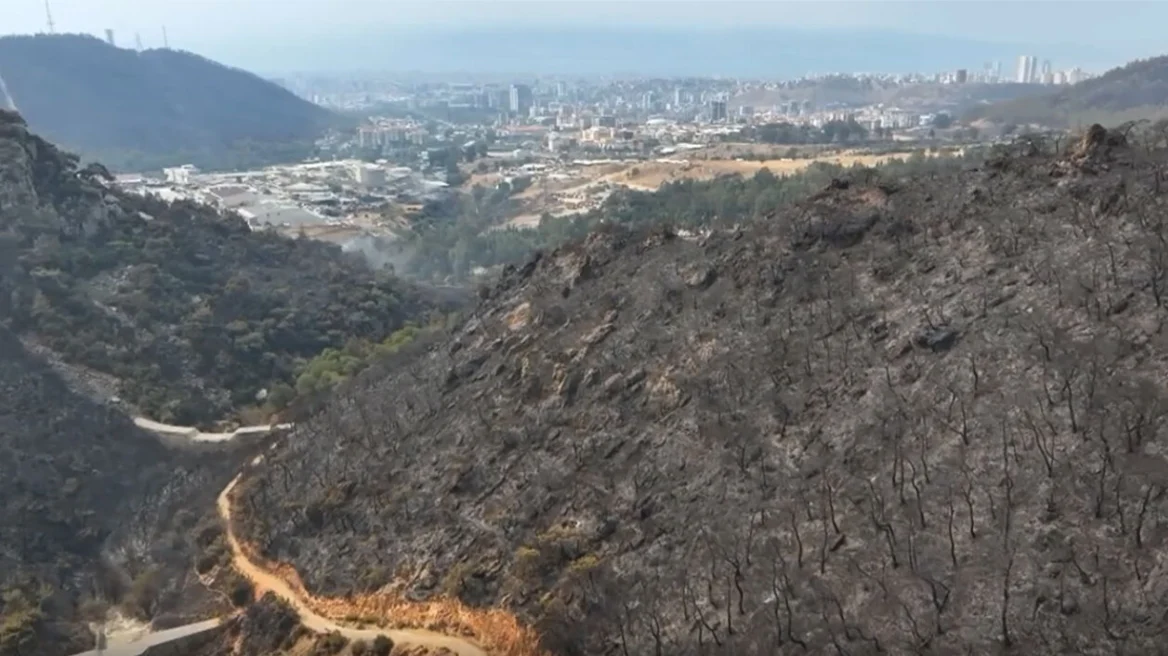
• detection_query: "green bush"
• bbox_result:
[311,631,348,655]
[229,578,253,607]
[370,635,394,656]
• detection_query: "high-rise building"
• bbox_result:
[488,88,509,110]
[1016,55,1033,83]
[709,99,728,122]
[955,69,968,84]
[509,84,533,116]
[674,88,685,106]
[1029,57,1039,85]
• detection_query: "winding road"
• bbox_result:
[69,419,493,655]
[217,473,487,656]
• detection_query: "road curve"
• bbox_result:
[217,474,488,656]
[133,417,293,442]
[70,619,222,656]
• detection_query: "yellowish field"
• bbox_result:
[602,152,920,191]
[490,148,957,229]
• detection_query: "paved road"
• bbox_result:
[65,418,293,656]
[67,424,486,656]
[132,417,293,442]
[71,619,221,656]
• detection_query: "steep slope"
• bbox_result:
[0,34,337,171]
[0,321,248,656]
[968,54,1168,127]
[0,109,460,425]
[235,127,1168,654]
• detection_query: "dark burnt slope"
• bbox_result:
[238,127,1168,655]
[0,321,245,656]
[0,109,452,425]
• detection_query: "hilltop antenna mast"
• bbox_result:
[44,0,55,34]
[162,26,169,49]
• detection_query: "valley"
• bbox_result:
[7,25,1168,656]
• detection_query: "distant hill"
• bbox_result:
[732,79,1050,114]
[0,109,462,426]
[0,34,338,171]
[967,55,1168,128]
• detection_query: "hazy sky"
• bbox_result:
[4,1,1167,73]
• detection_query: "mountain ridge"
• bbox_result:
[0,33,339,171]
[232,126,1168,654]
[968,53,1168,128]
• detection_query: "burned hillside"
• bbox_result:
[235,126,1168,655]
[0,109,457,426]
[0,321,257,656]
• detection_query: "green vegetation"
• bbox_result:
[0,316,235,656]
[0,587,47,656]
[370,636,394,656]
[0,34,340,171]
[311,632,349,656]
[393,148,982,285]
[744,118,872,144]
[0,109,456,425]
[293,324,424,398]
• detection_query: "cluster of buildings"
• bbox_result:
[939,57,1092,86]
[114,161,451,238]
[1012,56,1089,85]
[356,118,429,149]
[310,64,1101,158]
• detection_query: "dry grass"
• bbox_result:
[242,542,546,656]
[222,476,546,656]
[602,151,928,190]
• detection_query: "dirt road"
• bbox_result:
[217,474,488,656]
